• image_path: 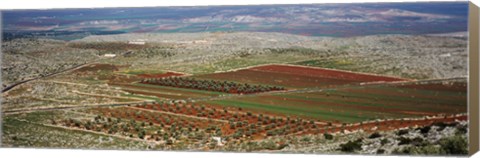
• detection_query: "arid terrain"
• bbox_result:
[1,31,468,155]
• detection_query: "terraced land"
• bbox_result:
[1,32,469,154]
[2,60,468,154]
[103,64,466,124]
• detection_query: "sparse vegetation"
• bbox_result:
[1,29,468,155]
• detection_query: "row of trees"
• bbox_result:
[141,76,285,94]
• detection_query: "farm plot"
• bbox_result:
[54,94,466,147]
[194,64,407,89]
[110,82,224,100]
[43,107,228,150]
[78,102,333,141]
[199,80,467,123]
[140,77,285,94]
[125,102,322,140]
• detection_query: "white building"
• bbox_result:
[128,39,146,45]
[103,54,116,57]
[211,137,224,146]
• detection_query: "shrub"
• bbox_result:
[368,132,382,139]
[261,140,277,150]
[395,141,454,155]
[455,125,468,135]
[166,139,173,145]
[208,141,217,149]
[397,137,412,145]
[232,132,242,139]
[277,143,289,150]
[246,131,253,136]
[138,130,146,139]
[396,145,439,155]
[439,135,468,155]
[266,130,274,136]
[411,145,446,155]
[380,138,389,146]
[297,126,304,131]
[376,149,385,154]
[339,139,363,152]
[397,129,409,136]
[301,136,311,142]
[236,122,243,127]
[324,133,333,140]
[411,137,425,146]
[73,120,82,127]
[418,126,431,134]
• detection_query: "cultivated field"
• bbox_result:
[195,64,407,89]
[1,32,469,155]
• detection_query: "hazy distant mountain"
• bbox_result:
[2,2,468,39]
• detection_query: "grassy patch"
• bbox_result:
[206,99,368,122]
[122,69,165,75]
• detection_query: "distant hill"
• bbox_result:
[2,2,468,40]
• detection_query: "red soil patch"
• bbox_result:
[251,64,407,82]
[132,103,317,139]
[137,72,184,78]
[197,69,352,88]
[196,64,407,89]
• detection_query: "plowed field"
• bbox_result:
[195,64,408,89]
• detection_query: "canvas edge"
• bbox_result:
[468,1,479,156]
[0,10,4,147]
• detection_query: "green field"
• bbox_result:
[200,82,467,123]
[113,83,225,100]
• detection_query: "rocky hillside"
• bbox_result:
[77,32,468,79]
[2,32,467,91]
